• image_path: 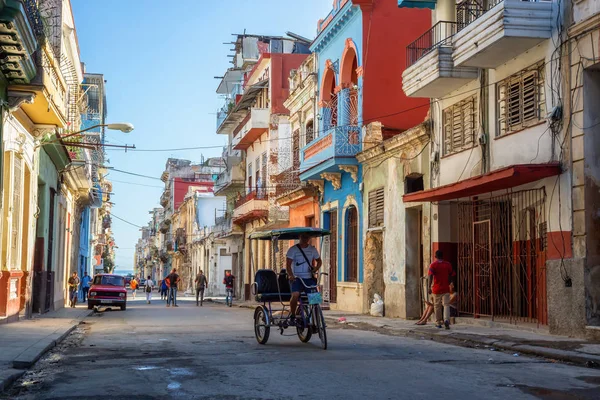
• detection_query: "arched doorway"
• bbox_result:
[340,45,359,126]
[320,67,337,128]
[345,205,358,282]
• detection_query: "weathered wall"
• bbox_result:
[363,231,384,313]
[547,258,586,336]
[583,68,600,326]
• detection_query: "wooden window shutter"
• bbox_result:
[368,187,384,228]
[443,95,476,155]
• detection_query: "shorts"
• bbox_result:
[291,278,317,293]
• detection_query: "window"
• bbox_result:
[405,174,424,194]
[368,188,384,228]
[443,95,476,156]
[247,162,253,194]
[497,62,545,137]
[305,120,314,145]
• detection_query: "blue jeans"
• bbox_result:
[225,288,233,306]
[168,287,178,305]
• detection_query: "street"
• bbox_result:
[2,298,600,400]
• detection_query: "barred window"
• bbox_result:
[443,95,476,156]
[497,62,545,137]
[368,187,384,228]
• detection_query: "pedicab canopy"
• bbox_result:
[248,227,331,241]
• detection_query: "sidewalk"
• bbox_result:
[0,306,90,392]
[214,299,600,368]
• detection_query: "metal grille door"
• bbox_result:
[456,189,548,325]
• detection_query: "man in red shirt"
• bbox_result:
[428,250,456,329]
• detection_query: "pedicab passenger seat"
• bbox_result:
[254,269,291,302]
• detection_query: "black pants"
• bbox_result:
[196,288,204,305]
[82,287,89,302]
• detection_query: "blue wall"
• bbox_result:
[321,166,364,283]
[312,3,365,284]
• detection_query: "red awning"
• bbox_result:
[403,163,561,203]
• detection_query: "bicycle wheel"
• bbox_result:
[314,305,327,350]
[254,306,270,345]
[297,304,312,343]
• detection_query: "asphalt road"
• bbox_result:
[3,297,600,400]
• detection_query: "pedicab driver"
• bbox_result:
[286,233,322,323]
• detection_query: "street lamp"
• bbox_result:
[60,122,135,140]
[35,123,135,149]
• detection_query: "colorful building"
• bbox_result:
[216,34,310,299]
[398,0,583,334]
[300,0,430,312]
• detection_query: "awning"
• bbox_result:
[233,79,269,112]
[398,0,437,9]
[403,163,561,203]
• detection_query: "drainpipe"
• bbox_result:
[479,69,490,174]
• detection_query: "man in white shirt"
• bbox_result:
[286,233,322,323]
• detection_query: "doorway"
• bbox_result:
[405,207,423,318]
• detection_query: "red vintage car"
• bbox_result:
[88,274,127,310]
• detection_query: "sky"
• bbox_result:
[71,0,332,275]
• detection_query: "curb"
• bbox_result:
[0,369,25,393]
[324,316,600,368]
[12,311,92,370]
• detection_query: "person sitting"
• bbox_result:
[415,298,434,326]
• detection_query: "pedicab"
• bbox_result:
[249,227,330,350]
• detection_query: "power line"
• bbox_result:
[108,212,144,229]
[110,179,164,188]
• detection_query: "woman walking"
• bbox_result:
[160,279,168,300]
[145,275,154,304]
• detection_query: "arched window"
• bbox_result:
[341,46,359,126]
[345,205,358,282]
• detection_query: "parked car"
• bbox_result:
[88,274,127,310]
[124,277,132,287]
[139,279,147,287]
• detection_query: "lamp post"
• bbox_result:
[59,122,135,140]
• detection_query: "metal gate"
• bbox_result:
[456,189,547,325]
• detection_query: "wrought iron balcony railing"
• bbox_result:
[235,190,268,209]
[406,21,460,68]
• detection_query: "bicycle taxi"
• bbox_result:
[249,227,330,350]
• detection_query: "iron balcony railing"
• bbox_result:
[22,0,46,38]
[456,0,544,31]
[406,21,461,68]
[235,190,268,208]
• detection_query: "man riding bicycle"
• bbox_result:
[286,233,322,324]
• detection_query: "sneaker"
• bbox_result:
[166,304,170,307]
[174,304,179,307]
[444,320,450,330]
[435,324,443,329]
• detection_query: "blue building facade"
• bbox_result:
[300,1,365,311]
[80,72,107,287]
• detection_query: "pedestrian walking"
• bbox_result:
[81,271,92,302]
[165,268,180,307]
[160,279,168,300]
[145,275,154,304]
[130,277,138,299]
[195,270,207,307]
[223,271,235,307]
[68,272,80,308]
[428,250,456,330]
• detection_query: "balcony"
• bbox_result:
[403,21,478,98]
[233,108,270,150]
[11,44,68,127]
[453,0,553,69]
[299,125,361,180]
[232,191,269,225]
[214,163,244,196]
[160,189,170,208]
[0,0,40,84]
